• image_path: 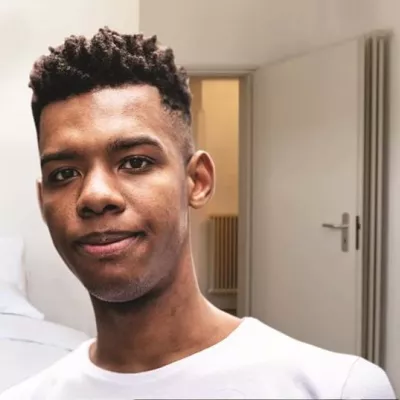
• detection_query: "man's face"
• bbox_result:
[37,85,212,302]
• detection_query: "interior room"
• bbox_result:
[1,0,400,397]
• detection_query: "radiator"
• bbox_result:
[208,215,238,294]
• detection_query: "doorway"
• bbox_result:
[189,77,240,315]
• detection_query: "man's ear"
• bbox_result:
[36,179,46,224]
[186,150,215,209]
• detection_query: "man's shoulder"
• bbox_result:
[240,317,359,368]
[341,356,396,398]
[241,318,395,398]
[0,341,89,399]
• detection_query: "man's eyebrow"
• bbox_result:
[40,136,164,168]
[40,150,82,168]
[107,136,164,154]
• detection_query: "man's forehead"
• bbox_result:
[89,84,162,113]
[38,84,190,161]
[41,84,163,122]
[39,85,172,143]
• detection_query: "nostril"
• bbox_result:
[79,203,123,219]
[103,204,120,213]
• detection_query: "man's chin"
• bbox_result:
[87,278,155,305]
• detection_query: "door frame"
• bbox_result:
[187,68,255,317]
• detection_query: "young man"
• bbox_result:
[0,27,396,399]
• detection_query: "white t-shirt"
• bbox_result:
[0,318,396,399]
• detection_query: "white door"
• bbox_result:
[250,39,364,355]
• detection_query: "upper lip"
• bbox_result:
[75,230,142,245]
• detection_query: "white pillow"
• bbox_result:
[0,236,26,295]
[0,281,44,320]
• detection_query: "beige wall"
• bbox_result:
[189,79,239,310]
[202,80,239,216]
[0,0,140,336]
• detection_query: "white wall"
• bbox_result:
[141,0,400,391]
[0,0,139,336]
[140,0,377,68]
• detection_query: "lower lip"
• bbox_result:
[79,236,140,258]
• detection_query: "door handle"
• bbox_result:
[322,223,349,229]
[322,212,350,252]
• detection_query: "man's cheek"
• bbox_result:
[43,200,71,229]
[161,190,186,230]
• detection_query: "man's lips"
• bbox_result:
[75,231,145,258]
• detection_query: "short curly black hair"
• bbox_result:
[29,27,193,155]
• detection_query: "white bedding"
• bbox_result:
[0,314,89,392]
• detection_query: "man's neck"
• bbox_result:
[89,260,240,373]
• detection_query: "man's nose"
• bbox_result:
[76,170,126,219]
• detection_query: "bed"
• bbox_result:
[0,312,89,392]
[0,236,90,393]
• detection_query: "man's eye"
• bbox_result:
[49,168,79,182]
[120,157,152,171]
